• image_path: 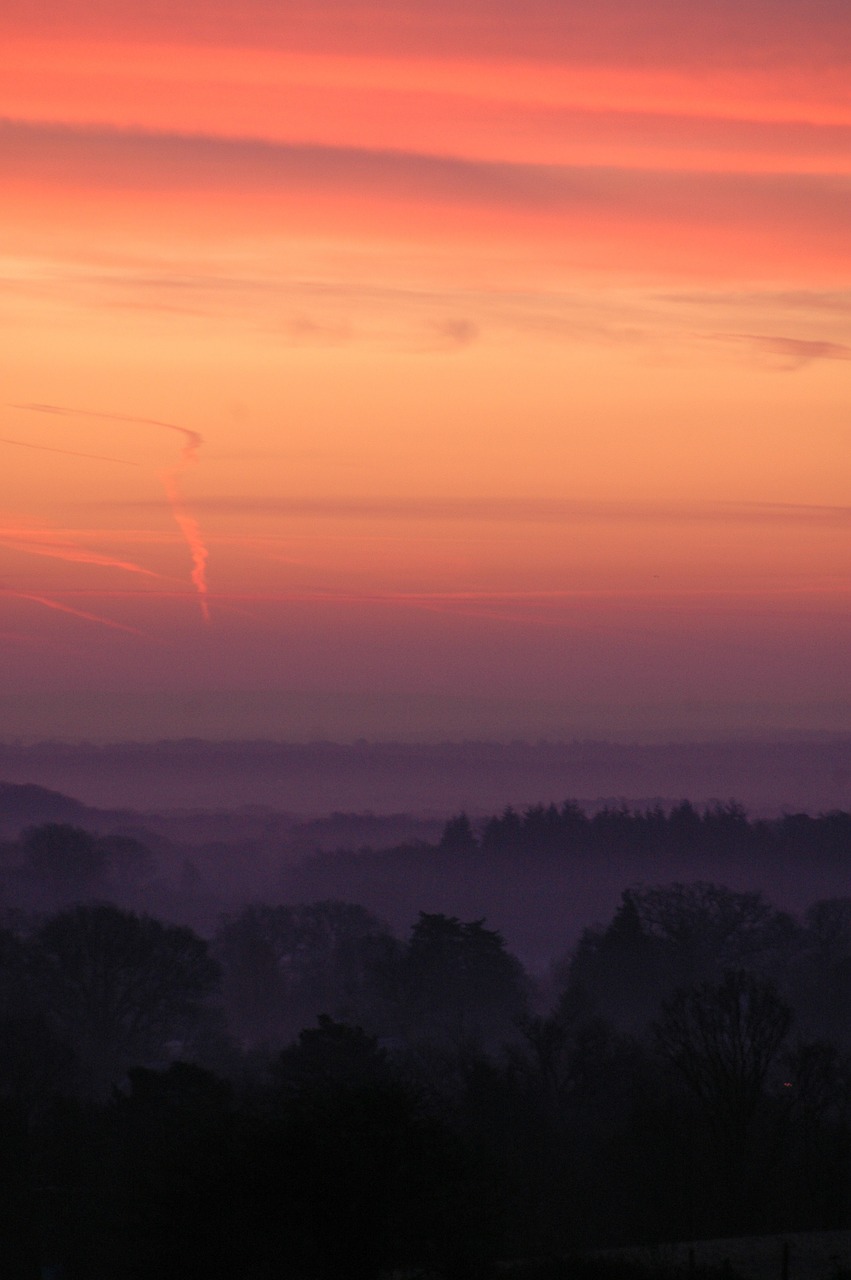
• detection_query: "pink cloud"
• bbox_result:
[3,121,849,240]
[724,333,851,369]
[2,0,849,71]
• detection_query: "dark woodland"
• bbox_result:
[1,785,851,1278]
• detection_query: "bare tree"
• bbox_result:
[655,968,792,1144]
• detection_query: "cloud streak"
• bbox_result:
[4,121,849,235]
[1,588,144,634]
[719,333,851,370]
[0,526,161,577]
[109,494,851,526]
[14,401,211,622]
[3,0,850,72]
[159,470,210,622]
[0,435,140,465]
[13,402,202,457]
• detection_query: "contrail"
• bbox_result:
[12,402,211,621]
[11,402,201,448]
[0,436,140,466]
[160,471,210,623]
[3,589,144,635]
[0,528,161,578]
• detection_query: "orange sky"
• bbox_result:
[1,0,849,742]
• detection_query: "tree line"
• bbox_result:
[1,842,851,1275]
[440,802,851,860]
[6,804,851,918]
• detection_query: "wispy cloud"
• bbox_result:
[159,471,210,622]
[4,120,850,236]
[429,318,479,350]
[0,526,161,577]
[719,333,851,370]
[1,588,144,635]
[6,263,638,350]
[0,435,140,466]
[13,402,202,456]
[4,0,849,76]
[106,494,851,525]
[656,289,851,314]
[14,401,211,621]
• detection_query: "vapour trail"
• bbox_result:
[2,589,144,635]
[12,404,202,460]
[0,436,140,466]
[0,528,161,578]
[160,471,210,623]
[12,402,210,621]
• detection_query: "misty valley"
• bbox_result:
[7,0,850,1269]
[2,776,851,1278]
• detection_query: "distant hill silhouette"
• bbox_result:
[0,736,849,813]
[0,781,95,837]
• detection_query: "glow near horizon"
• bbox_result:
[0,0,849,741]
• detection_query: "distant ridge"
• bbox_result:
[0,780,93,836]
[0,737,848,814]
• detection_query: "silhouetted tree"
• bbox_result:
[388,912,531,1052]
[791,898,851,1046]
[266,1016,474,1280]
[480,806,523,853]
[214,900,392,1049]
[654,968,792,1195]
[22,823,106,898]
[96,833,157,895]
[274,1014,394,1097]
[565,883,797,1036]
[34,904,220,1096]
[105,1062,238,1280]
[633,882,794,983]
[438,812,478,853]
[566,890,671,1034]
[656,970,791,1128]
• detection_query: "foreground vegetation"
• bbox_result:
[1,805,851,1276]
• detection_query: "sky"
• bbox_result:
[1,0,849,743]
